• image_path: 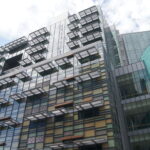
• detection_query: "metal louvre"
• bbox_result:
[31,54,46,62]
[80,14,99,26]
[29,36,49,47]
[79,6,98,18]
[68,22,78,31]
[67,41,79,50]
[34,62,57,76]
[15,72,32,82]
[67,31,79,40]
[80,22,101,35]
[80,32,102,45]
[54,71,101,88]
[26,44,47,56]
[10,93,26,101]
[29,27,50,39]
[0,117,20,127]
[51,100,103,116]
[75,47,100,63]
[19,58,32,67]
[49,137,107,149]
[75,100,104,111]
[23,87,47,97]
[0,78,16,89]
[4,36,28,53]
[25,112,49,121]
[0,98,10,105]
[55,57,73,69]
[68,14,79,23]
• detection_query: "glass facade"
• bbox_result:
[115,30,150,150]
[0,5,122,150]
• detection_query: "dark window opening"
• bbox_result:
[78,107,99,119]
[79,144,102,150]
[54,115,64,122]
[127,111,150,131]
[9,44,27,54]
[3,54,22,72]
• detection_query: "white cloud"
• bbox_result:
[0,0,149,45]
[102,0,150,33]
[0,0,95,43]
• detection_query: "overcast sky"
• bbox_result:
[0,0,149,45]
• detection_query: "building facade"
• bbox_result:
[115,31,150,150]
[0,5,123,150]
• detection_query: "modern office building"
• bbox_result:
[0,5,124,150]
[0,4,150,150]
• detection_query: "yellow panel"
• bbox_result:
[46,130,53,134]
[23,121,30,126]
[36,143,43,149]
[95,120,106,128]
[85,130,95,137]
[45,137,53,143]
[84,122,94,128]
[57,98,64,103]
[107,131,114,137]
[74,114,78,120]
[105,105,110,109]
[93,88,102,94]
[21,135,28,140]
[83,91,92,96]
[55,128,63,135]
[106,119,112,124]
[48,106,55,111]
[101,76,107,79]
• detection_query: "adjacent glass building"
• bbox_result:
[115,30,150,150]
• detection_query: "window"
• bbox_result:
[78,107,99,119]
[79,144,102,150]
[3,54,22,72]
[54,115,64,122]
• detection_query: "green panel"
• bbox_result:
[141,46,150,77]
